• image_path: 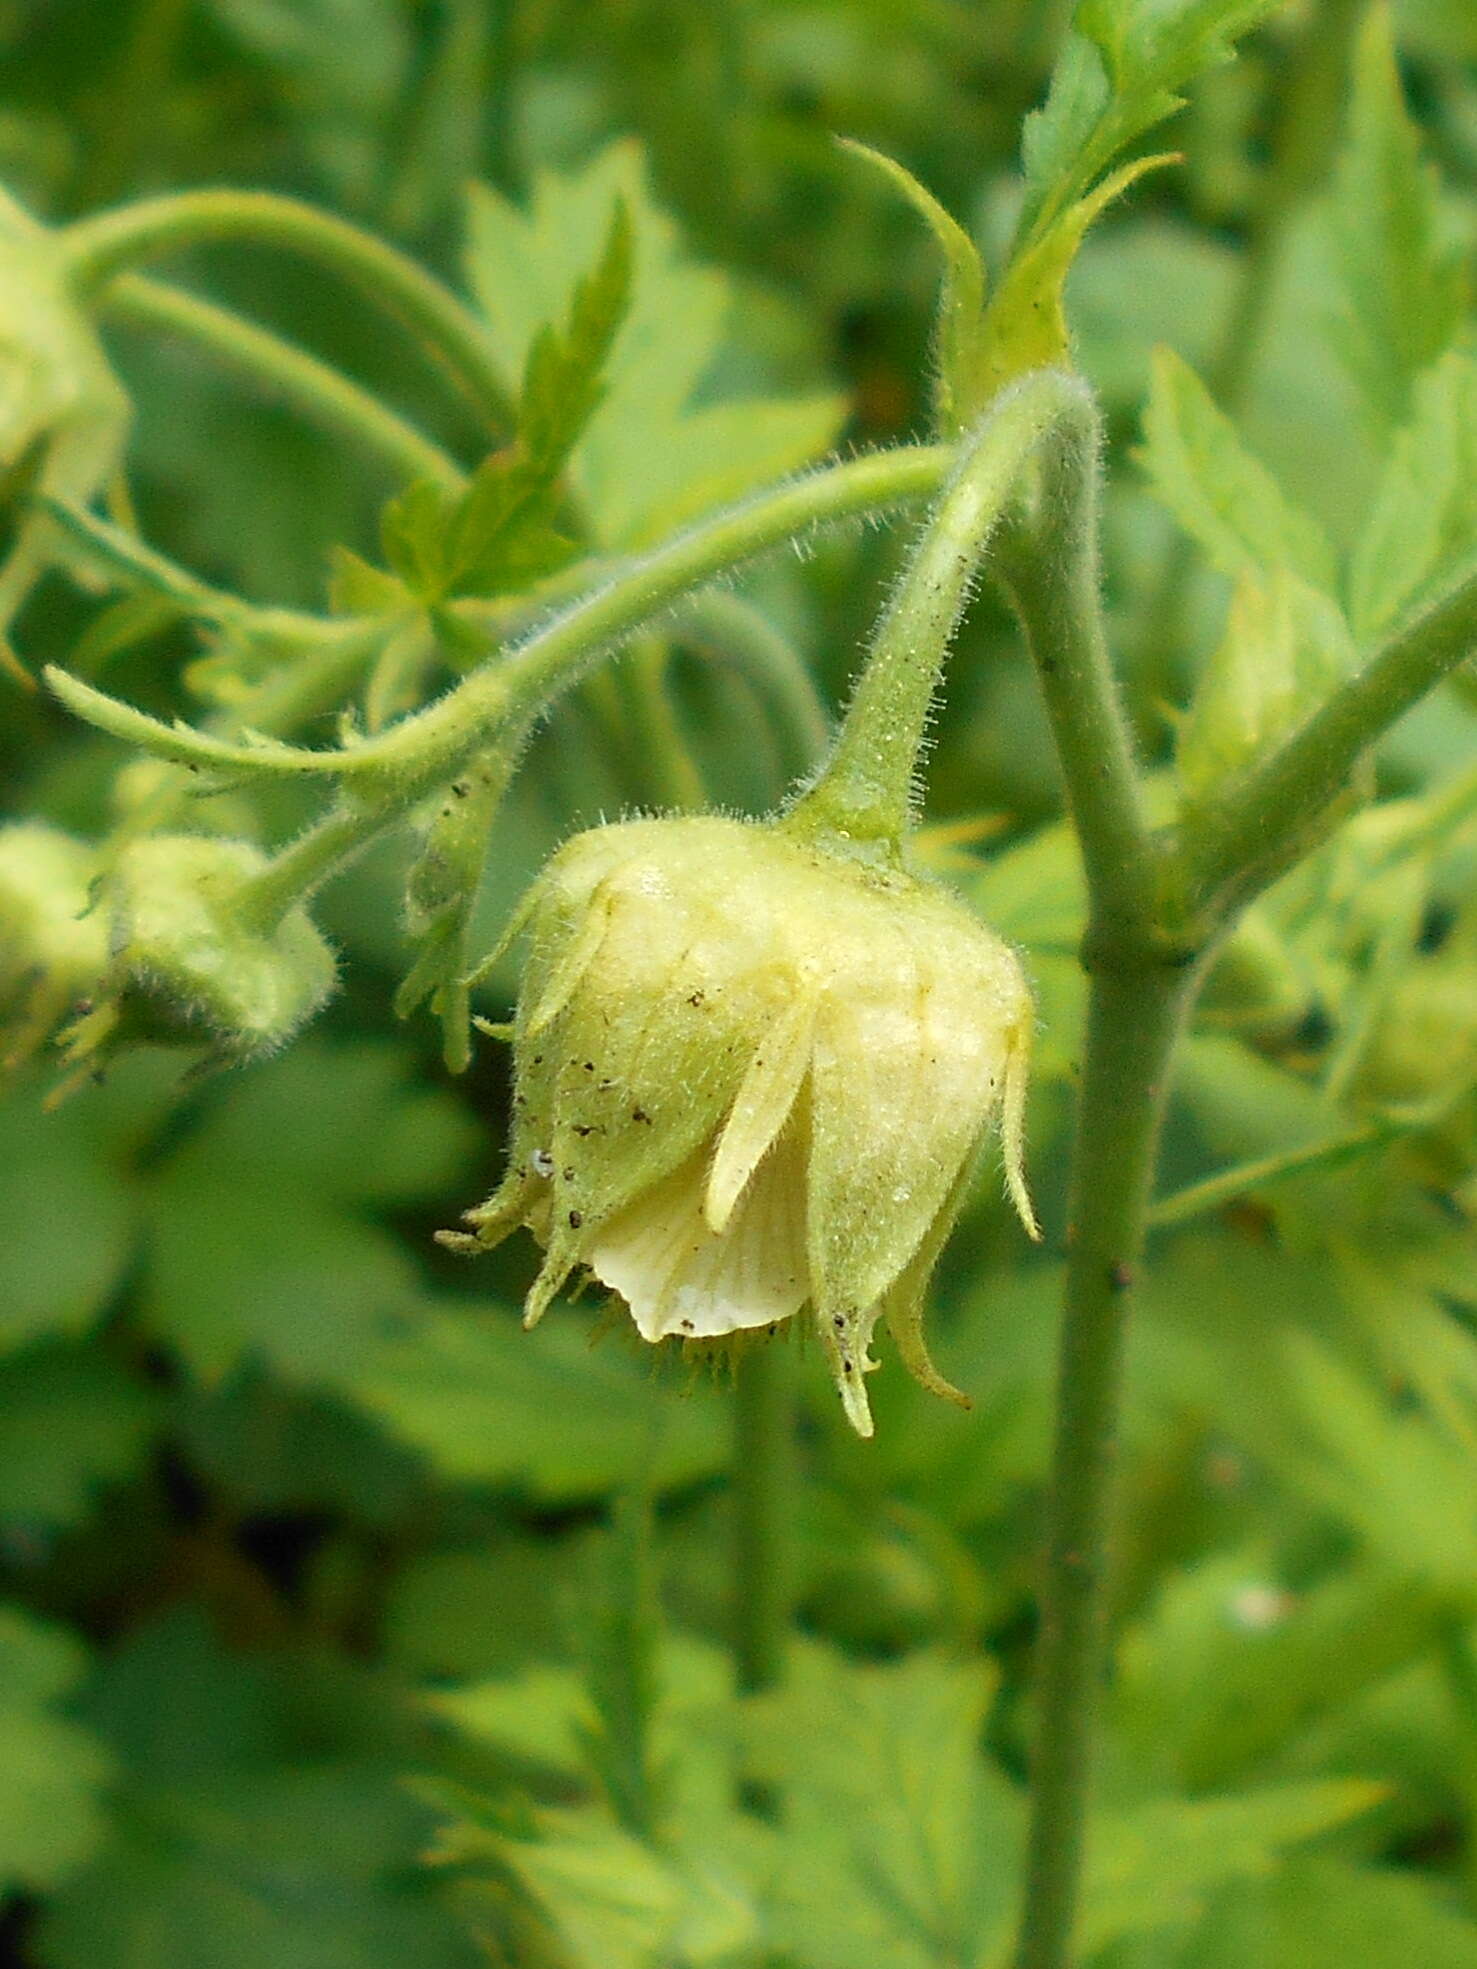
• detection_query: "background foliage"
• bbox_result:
[4,1,1477,1964]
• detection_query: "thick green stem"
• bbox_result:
[104,274,465,488]
[60,189,510,427]
[998,402,1163,951]
[1182,556,1477,918]
[789,373,1092,849]
[1012,966,1193,1969]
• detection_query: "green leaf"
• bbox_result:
[464,141,845,548]
[517,194,633,483]
[749,1643,1019,1968]
[0,1093,137,1354]
[1179,1857,1477,1967]
[38,1608,478,1969]
[41,1765,480,1969]
[1326,4,1467,431]
[0,1337,159,1532]
[1113,1549,1446,1791]
[1081,1779,1385,1955]
[1139,347,1337,588]
[1019,0,1280,245]
[1177,566,1357,799]
[0,1606,112,1893]
[1349,350,1477,642]
[347,1303,727,1501]
[838,141,986,436]
[139,1040,478,1383]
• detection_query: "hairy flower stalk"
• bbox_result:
[442,814,1037,1436]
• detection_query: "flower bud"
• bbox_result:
[63,834,337,1069]
[1,190,129,625]
[444,815,1038,1437]
[0,822,110,1074]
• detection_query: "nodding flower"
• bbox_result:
[443,813,1038,1437]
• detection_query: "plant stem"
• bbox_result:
[1182,555,1477,917]
[789,373,1081,850]
[333,443,953,786]
[234,800,383,930]
[48,443,950,786]
[60,189,511,428]
[996,396,1163,953]
[625,638,708,810]
[104,274,465,488]
[1012,966,1194,1969]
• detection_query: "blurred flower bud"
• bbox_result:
[1,189,130,630]
[62,834,337,1070]
[0,822,110,1075]
[444,815,1038,1437]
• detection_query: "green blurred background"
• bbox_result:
[4,2,1477,1965]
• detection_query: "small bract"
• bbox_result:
[444,815,1038,1436]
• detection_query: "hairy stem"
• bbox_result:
[788,373,1092,849]
[997,397,1163,952]
[60,189,510,427]
[104,274,465,488]
[1013,967,1194,1969]
[324,443,952,787]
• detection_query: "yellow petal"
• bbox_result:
[590,1124,808,1341]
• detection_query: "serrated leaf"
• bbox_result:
[380,474,454,596]
[139,1041,478,1383]
[1113,1550,1445,1791]
[1326,4,1467,431]
[838,141,986,436]
[348,1302,727,1500]
[1081,1779,1384,1955]
[1140,347,1337,587]
[1349,350,1477,642]
[1178,566,1356,799]
[750,1643,1018,1967]
[35,1606,479,1969]
[328,544,411,617]
[464,141,845,548]
[1019,0,1280,246]
[518,195,633,481]
[0,1606,112,1893]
